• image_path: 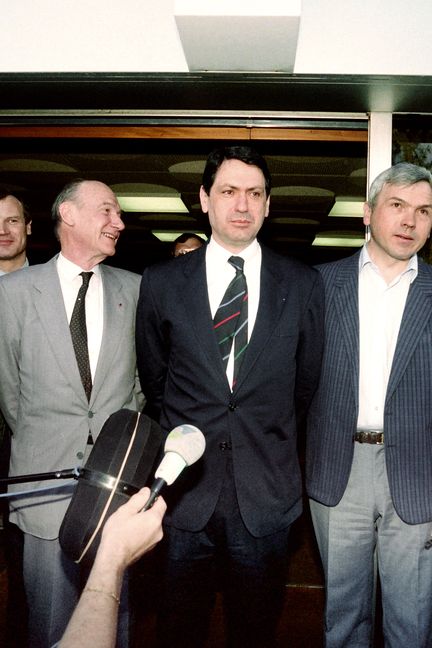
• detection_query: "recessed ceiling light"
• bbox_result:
[312,234,364,247]
[0,158,77,172]
[117,196,189,213]
[271,186,334,197]
[329,198,364,218]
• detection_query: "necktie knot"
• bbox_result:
[228,256,244,274]
[80,271,93,289]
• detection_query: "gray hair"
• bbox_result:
[51,179,90,239]
[368,162,432,211]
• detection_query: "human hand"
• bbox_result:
[96,487,166,571]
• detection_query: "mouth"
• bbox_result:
[101,232,119,242]
[395,233,414,242]
[231,218,252,226]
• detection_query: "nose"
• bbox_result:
[235,192,248,213]
[111,212,125,231]
[401,208,416,230]
[0,220,9,234]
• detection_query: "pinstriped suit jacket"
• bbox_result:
[306,250,432,525]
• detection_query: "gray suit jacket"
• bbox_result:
[0,256,144,538]
[306,251,432,525]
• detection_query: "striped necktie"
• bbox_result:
[213,256,248,387]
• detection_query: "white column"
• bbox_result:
[367,113,393,195]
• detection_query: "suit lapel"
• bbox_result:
[331,254,360,408]
[232,259,286,391]
[32,257,86,401]
[181,249,228,386]
[386,264,432,400]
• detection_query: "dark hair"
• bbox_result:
[201,146,271,197]
[0,191,31,223]
[173,232,205,246]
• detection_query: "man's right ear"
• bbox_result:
[199,186,209,214]
[362,201,371,226]
[58,202,74,226]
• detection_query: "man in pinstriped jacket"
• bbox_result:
[307,162,432,648]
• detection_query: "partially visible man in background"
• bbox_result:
[0,190,32,647]
[0,191,31,275]
[171,232,206,257]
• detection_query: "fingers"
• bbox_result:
[118,487,167,519]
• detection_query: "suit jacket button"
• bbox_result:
[228,402,236,411]
[76,451,84,460]
[219,441,232,451]
[88,411,94,418]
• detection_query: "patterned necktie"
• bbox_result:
[213,256,248,386]
[70,271,93,401]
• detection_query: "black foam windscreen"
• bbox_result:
[59,408,163,567]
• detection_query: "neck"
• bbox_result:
[61,249,104,271]
[366,243,411,284]
[0,255,26,274]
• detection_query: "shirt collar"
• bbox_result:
[57,252,101,281]
[359,244,418,283]
[206,236,260,265]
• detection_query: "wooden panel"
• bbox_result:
[0,125,250,139]
[0,125,367,142]
[251,127,368,142]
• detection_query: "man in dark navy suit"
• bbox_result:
[136,146,324,647]
[307,162,432,647]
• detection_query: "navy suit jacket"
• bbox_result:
[136,244,324,537]
[306,250,432,525]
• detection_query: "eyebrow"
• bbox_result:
[100,200,122,213]
[219,183,265,191]
[387,196,432,208]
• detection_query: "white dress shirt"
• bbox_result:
[357,245,417,430]
[206,237,261,387]
[57,253,104,380]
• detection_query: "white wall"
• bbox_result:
[295,0,432,74]
[0,0,188,72]
[0,0,431,75]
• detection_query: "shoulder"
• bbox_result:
[0,258,56,289]
[315,251,359,282]
[101,264,141,287]
[144,247,205,283]
[261,245,320,285]
[418,258,432,278]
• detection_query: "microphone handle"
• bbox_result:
[141,477,166,512]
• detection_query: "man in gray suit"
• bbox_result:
[0,191,32,648]
[0,179,144,648]
[307,163,432,647]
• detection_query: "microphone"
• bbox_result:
[142,424,205,511]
